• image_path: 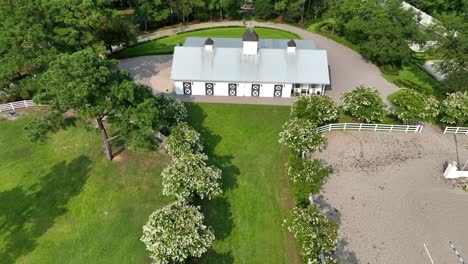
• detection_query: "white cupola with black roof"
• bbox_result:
[204,37,214,51]
[287,39,296,53]
[242,28,259,55]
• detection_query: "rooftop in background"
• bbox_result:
[184,37,317,50]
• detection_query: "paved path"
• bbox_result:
[136,21,398,101]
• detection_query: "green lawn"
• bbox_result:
[0,112,172,264]
[116,27,301,58]
[0,104,300,263]
[186,103,301,263]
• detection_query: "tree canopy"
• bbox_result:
[389,89,439,123]
[279,118,326,153]
[341,86,386,123]
[141,202,215,264]
[291,96,338,126]
[27,47,174,160]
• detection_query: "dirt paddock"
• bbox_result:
[313,125,468,264]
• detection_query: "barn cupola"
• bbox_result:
[204,38,214,51]
[287,39,296,53]
[242,28,259,55]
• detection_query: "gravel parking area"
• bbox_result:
[313,126,468,263]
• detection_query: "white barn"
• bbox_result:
[170,28,330,98]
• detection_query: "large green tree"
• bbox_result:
[326,0,423,66]
[28,47,161,160]
[431,13,468,93]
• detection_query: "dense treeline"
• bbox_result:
[405,0,467,16]
[0,0,136,102]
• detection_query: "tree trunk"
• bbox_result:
[96,118,113,161]
[144,19,148,31]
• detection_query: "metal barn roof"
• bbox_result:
[184,37,317,50]
[171,46,330,85]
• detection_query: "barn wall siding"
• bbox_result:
[174,81,302,97]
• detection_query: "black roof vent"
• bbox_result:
[204,38,214,45]
[242,28,259,42]
[287,39,296,47]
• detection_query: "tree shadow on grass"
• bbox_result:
[0,156,92,263]
[185,103,239,262]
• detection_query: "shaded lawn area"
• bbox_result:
[0,112,172,264]
[186,103,301,264]
[116,26,301,58]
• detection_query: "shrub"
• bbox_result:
[389,89,439,123]
[341,86,386,123]
[283,205,339,263]
[279,118,326,153]
[440,92,468,125]
[164,123,203,157]
[291,96,338,126]
[161,152,222,201]
[141,202,215,264]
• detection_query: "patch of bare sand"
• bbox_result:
[313,126,468,264]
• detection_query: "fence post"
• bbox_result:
[390,124,394,132]
[359,123,362,131]
[419,125,423,133]
[10,103,14,110]
[374,124,377,131]
[443,127,448,134]
[405,126,409,133]
[328,124,331,132]
[24,100,28,108]
[455,127,459,134]
[343,123,347,131]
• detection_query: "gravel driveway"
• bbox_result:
[125,21,398,102]
[313,126,468,263]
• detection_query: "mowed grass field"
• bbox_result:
[116,27,301,58]
[0,104,300,263]
[187,103,301,263]
[0,112,172,264]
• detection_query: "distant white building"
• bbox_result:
[170,28,330,98]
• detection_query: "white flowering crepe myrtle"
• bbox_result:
[288,158,332,185]
[390,89,439,123]
[291,95,338,126]
[141,202,215,264]
[283,205,339,264]
[341,86,386,123]
[279,118,326,153]
[164,123,204,157]
[441,92,468,125]
[161,152,222,200]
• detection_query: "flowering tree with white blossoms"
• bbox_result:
[291,96,338,126]
[288,157,332,192]
[164,123,204,157]
[162,152,222,200]
[141,202,215,264]
[279,118,326,153]
[390,89,439,123]
[341,86,386,123]
[441,92,468,125]
[283,205,339,264]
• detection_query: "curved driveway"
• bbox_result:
[136,21,398,101]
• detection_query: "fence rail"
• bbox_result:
[0,100,36,112]
[444,126,468,135]
[316,123,423,134]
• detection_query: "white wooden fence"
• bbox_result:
[0,100,36,112]
[316,123,423,134]
[443,126,468,135]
